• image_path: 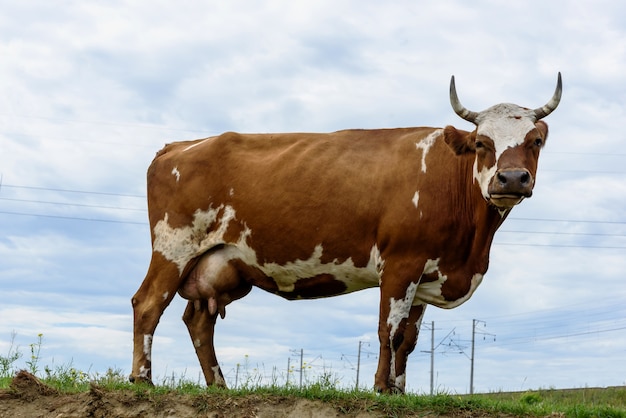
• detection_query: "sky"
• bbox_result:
[1,0,625,394]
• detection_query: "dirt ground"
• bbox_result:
[1,371,461,418]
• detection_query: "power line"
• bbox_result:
[1,184,145,198]
[509,217,626,225]
[0,210,146,225]
[494,242,626,249]
[0,113,209,134]
[499,229,626,238]
[0,197,147,212]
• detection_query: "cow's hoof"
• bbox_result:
[129,375,154,386]
[374,383,405,395]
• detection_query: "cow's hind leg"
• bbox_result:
[182,300,226,387]
[130,253,183,384]
[181,248,253,387]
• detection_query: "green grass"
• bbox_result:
[2,333,626,417]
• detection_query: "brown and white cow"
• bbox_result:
[130,74,562,393]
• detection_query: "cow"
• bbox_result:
[130,74,562,393]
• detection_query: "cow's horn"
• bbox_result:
[533,72,562,120]
[449,75,479,124]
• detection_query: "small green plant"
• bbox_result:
[519,390,543,405]
[92,367,128,387]
[26,333,43,376]
[44,361,90,389]
[0,331,22,379]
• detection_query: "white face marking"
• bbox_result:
[414,258,484,309]
[414,129,442,173]
[474,104,536,199]
[171,167,180,182]
[143,334,153,362]
[162,292,169,301]
[411,191,419,209]
[473,161,497,201]
[476,104,535,161]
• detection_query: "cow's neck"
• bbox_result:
[448,156,511,272]
[467,186,511,271]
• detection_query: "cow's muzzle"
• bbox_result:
[488,169,534,208]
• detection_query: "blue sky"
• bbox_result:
[1,0,625,394]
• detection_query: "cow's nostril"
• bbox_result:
[520,171,530,185]
[497,172,508,185]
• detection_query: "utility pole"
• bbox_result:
[299,348,304,388]
[470,319,490,394]
[420,321,438,395]
[355,341,362,390]
[429,321,435,395]
[286,357,291,386]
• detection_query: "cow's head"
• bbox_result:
[444,73,562,209]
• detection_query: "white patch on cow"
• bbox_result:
[386,282,418,386]
[196,242,383,295]
[411,191,419,209]
[153,205,237,275]
[143,334,153,362]
[194,338,201,348]
[473,161,497,201]
[369,244,385,280]
[387,282,418,338]
[183,137,211,152]
[260,244,382,293]
[171,167,180,182]
[139,365,150,378]
[154,203,383,293]
[414,258,484,309]
[229,188,235,197]
[162,292,169,301]
[395,373,406,391]
[212,366,226,386]
[414,129,441,173]
[477,104,536,162]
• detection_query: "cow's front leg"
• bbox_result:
[392,303,426,392]
[130,254,182,384]
[375,278,419,393]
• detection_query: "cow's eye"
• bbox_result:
[534,138,543,147]
[475,140,484,149]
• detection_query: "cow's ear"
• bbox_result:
[535,120,549,143]
[444,126,476,155]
